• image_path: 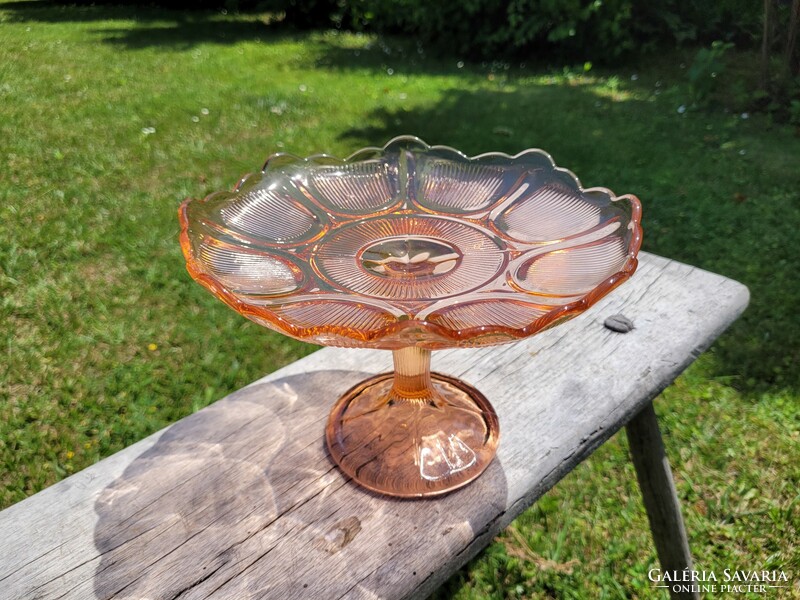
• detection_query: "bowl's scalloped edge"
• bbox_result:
[178,136,643,348]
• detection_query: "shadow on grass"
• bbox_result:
[337,86,800,395]
[0,0,295,49]
[97,19,283,50]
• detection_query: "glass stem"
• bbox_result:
[391,347,435,403]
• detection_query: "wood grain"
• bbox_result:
[0,252,749,600]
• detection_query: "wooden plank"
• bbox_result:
[626,402,699,600]
[0,252,749,600]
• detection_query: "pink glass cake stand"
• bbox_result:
[179,136,642,498]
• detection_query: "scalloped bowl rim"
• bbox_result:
[179,135,643,347]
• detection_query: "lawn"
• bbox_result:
[1,2,798,598]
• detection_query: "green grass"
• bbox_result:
[1,3,798,598]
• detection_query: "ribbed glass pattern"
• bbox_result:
[494,182,603,242]
[219,186,321,243]
[417,158,510,213]
[270,300,397,333]
[426,299,548,331]
[514,237,628,296]
[308,160,398,213]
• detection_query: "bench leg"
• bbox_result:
[625,402,699,600]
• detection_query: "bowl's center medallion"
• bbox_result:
[360,237,462,278]
[314,214,506,301]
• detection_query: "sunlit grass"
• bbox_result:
[0,3,798,598]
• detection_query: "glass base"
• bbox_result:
[326,372,500,497]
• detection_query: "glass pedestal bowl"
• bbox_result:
[179,136,642,498]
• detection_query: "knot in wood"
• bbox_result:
[604,314,635,333]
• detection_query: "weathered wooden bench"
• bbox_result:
[0,252,749,600]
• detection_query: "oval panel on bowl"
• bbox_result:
[492,182,604,243]
[269,299,399,336]
[415,157,515,214]
[513,237,628,296]
[424,298,548,331]
[306,159,399,214]
[217,182,325,245]
[196,240,304,296]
